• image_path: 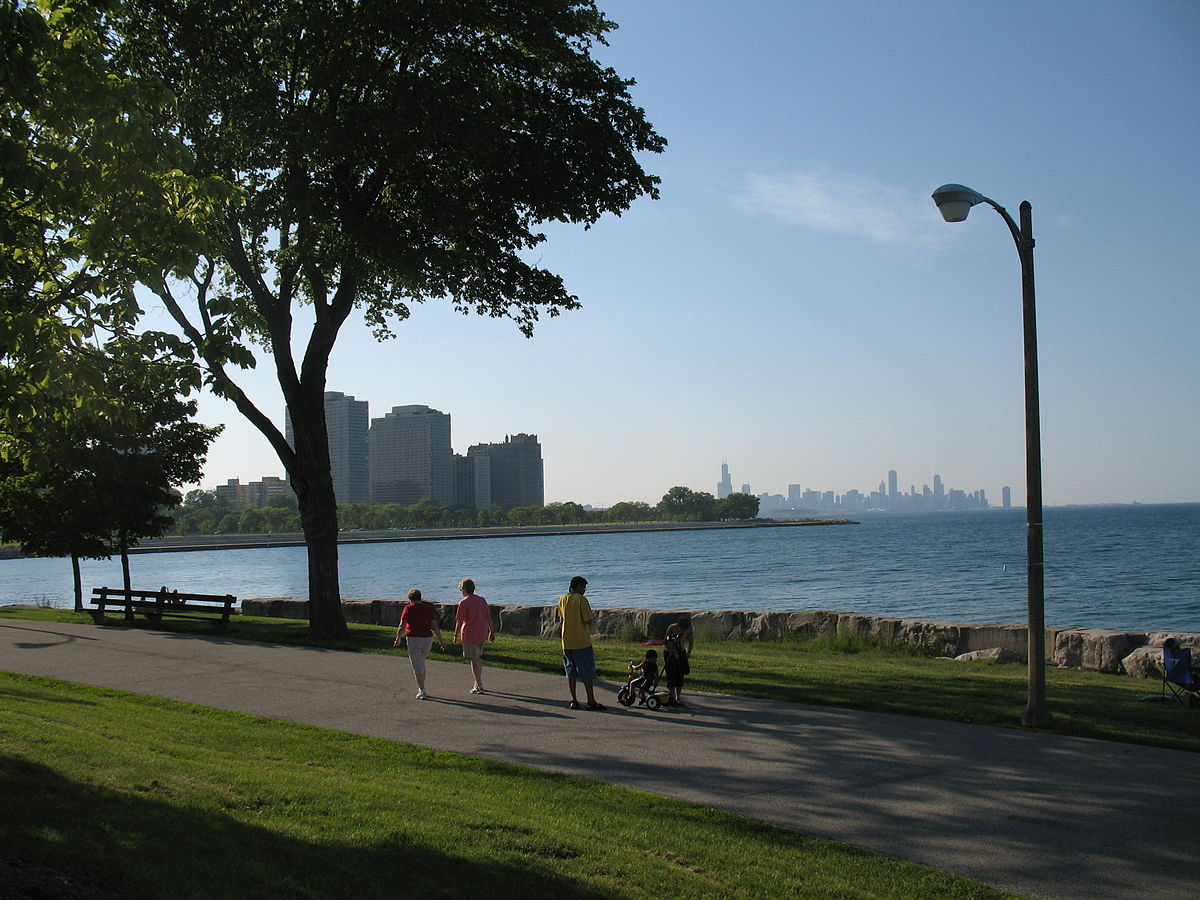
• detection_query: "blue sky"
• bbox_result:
[189,0,1200,507]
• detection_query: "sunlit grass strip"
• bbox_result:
[0,672,1016,899]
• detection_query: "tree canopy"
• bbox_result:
[104,0,665,638]
[0,0,234,437]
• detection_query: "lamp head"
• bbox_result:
[932,183,985,223]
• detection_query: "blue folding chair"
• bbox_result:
[1159,644,1198,707]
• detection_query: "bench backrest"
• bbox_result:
[91,587,237,605]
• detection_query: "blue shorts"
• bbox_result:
[562,646,596,680]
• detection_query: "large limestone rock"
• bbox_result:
[496,604,555,638]
[897,619,964,657]
[1054,629,1148,675]
[690,611,749,640]
[1121,646,1165,680]
[837,613,902,645]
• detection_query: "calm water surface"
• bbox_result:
[3,505,1197,633]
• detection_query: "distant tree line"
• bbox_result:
[169,486,760,535]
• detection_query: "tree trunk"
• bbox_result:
[288,394,349,641]
[298,483,347,640]
[120,537,132,594]
[71,553,82,610]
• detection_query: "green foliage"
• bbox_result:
[612,622,649,644]
[0,0,236,433]
[657,485,718,521]
[0,337,220,562]
[606,500,655,522]
[714,492,759,520]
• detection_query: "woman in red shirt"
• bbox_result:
[394,588,445,700]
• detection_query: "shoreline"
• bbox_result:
[114,517,857,555]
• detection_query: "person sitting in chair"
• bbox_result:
[1163,637,1200,689]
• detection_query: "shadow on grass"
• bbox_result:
[0,753,628,900]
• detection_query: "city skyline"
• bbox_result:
[274,394,543,511]
[186,2,1200,509]
[738,466,997,514]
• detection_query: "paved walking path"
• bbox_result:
[2,620,1197,900]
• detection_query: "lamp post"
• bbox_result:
[931,183,1052,728]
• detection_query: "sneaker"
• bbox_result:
[470,683,485,694]
[415,689,428,700]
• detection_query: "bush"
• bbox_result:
[611,623,648,644]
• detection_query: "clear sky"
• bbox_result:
[187,0,1200,508]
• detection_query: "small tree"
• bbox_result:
[0,339,219,599]
[0,461,110,608]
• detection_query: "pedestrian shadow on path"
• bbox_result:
[425,695,573,720]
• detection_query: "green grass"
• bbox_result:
[4,606,1198,753]
[0,672,1017,899]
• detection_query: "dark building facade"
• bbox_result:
[467,433,544,510]
[453,453,492,510]
[368,404,453,506]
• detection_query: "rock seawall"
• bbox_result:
[240,598,1197,681]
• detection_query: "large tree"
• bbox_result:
[114,0,665,638]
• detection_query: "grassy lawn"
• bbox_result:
[4,606,1198,752]
[0,671,1018,899]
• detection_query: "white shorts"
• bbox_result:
[407,636,433,675]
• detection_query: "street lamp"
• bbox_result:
[931,183,1052,728]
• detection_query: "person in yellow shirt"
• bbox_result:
[557,575,604,710]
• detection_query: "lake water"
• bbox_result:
[3,504,1197,633]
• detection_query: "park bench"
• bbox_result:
[89,587,239,633]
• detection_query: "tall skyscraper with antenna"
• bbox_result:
[717,462,733,499]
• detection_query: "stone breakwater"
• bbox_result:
[240,598,1198,681]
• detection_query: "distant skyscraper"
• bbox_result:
[453,453,492,510]
[888,470,898,509]
[740,483,751,495]
[368,405,453,505]
[284,391,369,504]
[933,473,944,511]
[717,462,733,499]
[468,433,543,509]
[1002,486,1012,508]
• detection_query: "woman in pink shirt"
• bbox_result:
[453,578,493,694]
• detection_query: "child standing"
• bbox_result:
[663,624,691,707]
[394,589,445,700]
